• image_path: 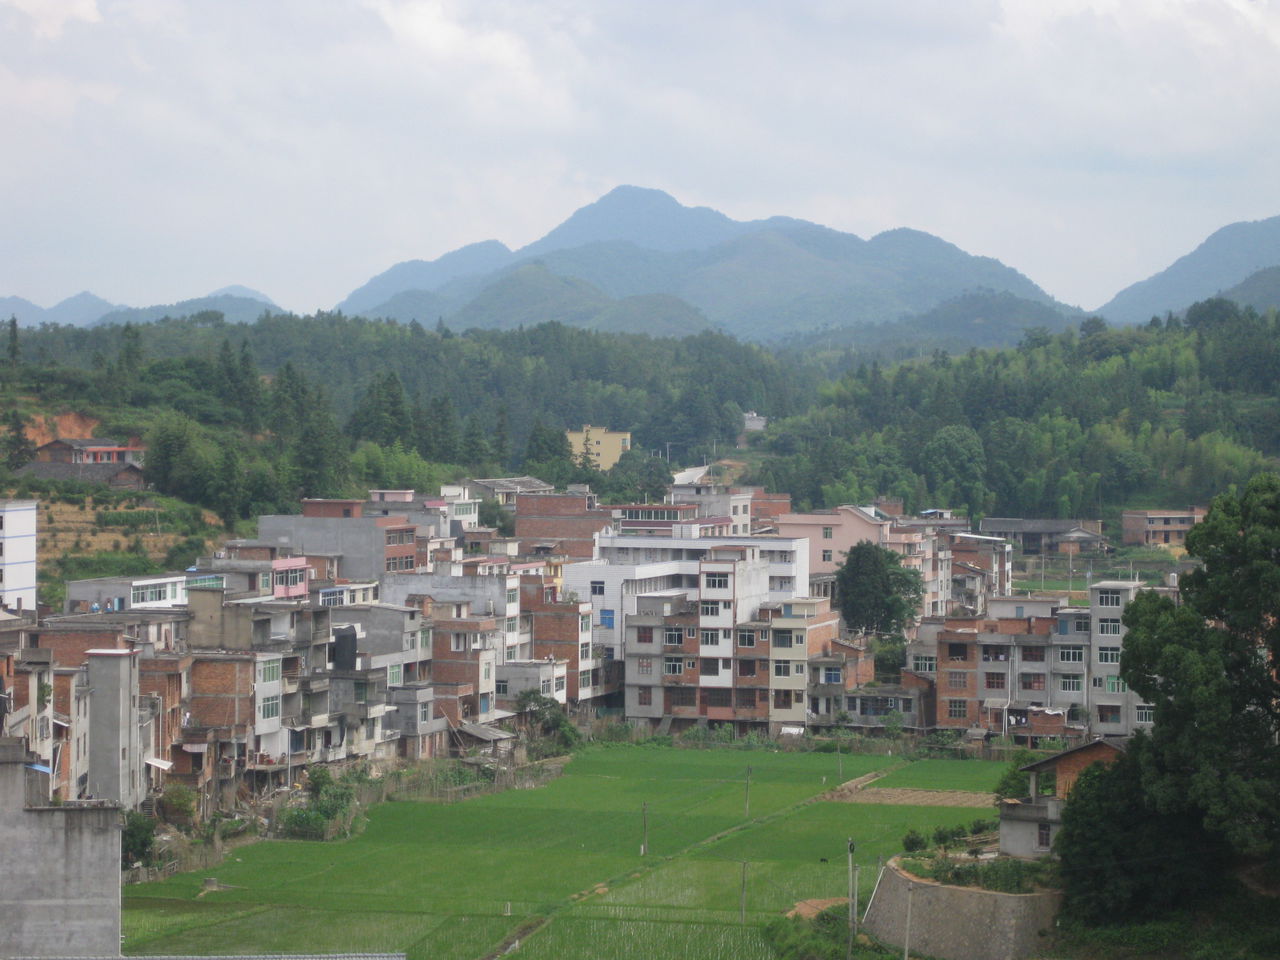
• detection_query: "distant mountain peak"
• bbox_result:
[208,285,277,306]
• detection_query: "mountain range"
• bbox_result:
[6,189,1280,348]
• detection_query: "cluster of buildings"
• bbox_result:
[0,463,1201,819]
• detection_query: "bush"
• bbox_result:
[159,783,196,825]
[121,810,156,866]
[903,829,927,852]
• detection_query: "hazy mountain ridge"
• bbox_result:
[93,293,280,327]
[345,187,1069,342]
[1218,265,1280,315]
[1096,214,1280,323]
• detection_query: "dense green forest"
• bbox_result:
[753,300,1278,515]
[3,297,1278,527]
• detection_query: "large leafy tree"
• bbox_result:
[1120,474,1280,858]
[834,541,922,636]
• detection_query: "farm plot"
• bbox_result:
[124,746,893,959]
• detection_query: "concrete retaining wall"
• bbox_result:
[863,859,1061,960]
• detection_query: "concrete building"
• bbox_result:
[1121,507,1207,548]
[978,517,1105,555]
[775,503,951,619]
[667,480,754,535]
[0,738,121,958]
[65,571,190,613]
[258,500,421,581]
[0,499,38,614]
[35,436,145,465]
[565,424,632,470]
[86,648,149,808]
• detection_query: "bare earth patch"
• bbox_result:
[787,897,848,919]
[826,786,996,807]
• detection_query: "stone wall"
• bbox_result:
[863,859,1061,960]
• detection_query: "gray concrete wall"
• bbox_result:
[88,649,145,808]
[0,739,121,957]
[863,859,1061,960]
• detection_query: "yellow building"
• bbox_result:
[565,424,632,471]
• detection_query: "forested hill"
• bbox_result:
[746,299,1279,516]
[5,298,1278,531]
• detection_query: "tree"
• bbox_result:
[1056,745,1225,924]
[834,541,922,637]
[7,315,18,367]
[1120,473,1280,858]
[1,410,35,470]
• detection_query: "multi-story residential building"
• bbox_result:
[1121,507,1207,548]
[903,581,1154,745]
[382,568,525,661]
[775,503,951,619]
[565,425,632,471]
[258,500,421,581]
[0,499,37,614]
[65,572,191,613]
[460,477,555,512]
[426,597,501,729]
[519,575,606,705]
[515,489,613,558]
[949,533,1014,609]
[667,481,754,535]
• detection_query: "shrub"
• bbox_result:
[159,784,196,825]
[121,811,156,866]
[903,829,927,852]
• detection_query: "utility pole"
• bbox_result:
[846,838,856,960]
[641,801,648,856]
[740,860,748,924]
[744,765,752,819]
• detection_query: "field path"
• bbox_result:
[829,787,996,807]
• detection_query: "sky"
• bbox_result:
[3,0,1279,314]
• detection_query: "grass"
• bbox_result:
[871,758,1005,792]
[123,746,996,959]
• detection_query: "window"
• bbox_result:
[686,659,697,669]
[580,642,590,661]
[668,687,696,707]
[984,672,1006,690]
[822,526,833,539]
[663,657,683,675]
[1037,823,1051,849]
[738,658,757,677]
[1073,617,1091,633]
[419,702,432,723]
[1097,590,1122,608]
[947,699,967,720]
[1136,704,1154,723]
[911,655,937,672]
[700,600,720,617]
[636,626,653,644]
[580,614,591,634]
[1020,674,1045,691]
[700,630,719,646]
[737,630,755,647]
[388,663,403,686]
[555,676,566,692]
[948,671,966,689]
[700,658,720,676]
[664,627,683,646]
[704,573,728,589]
[1059,674,1082,692]
[1105,676,1129,693]
[1098,619,1122,636]
[504,617,518,634]
[541,679,552,695]
[506,587,518,605]
[637,657,653,675]
[773,689,793,709]
[274,567,307,587]
[598,609,615,629]
[821,550,833,563]
[257,660,281,684]
[823,667,841,684]
[773,630,794,648]
[1021,646,1045,662]
[482,662,491,681]
[1098,646,1121,664]
[947,643,967,661]
[1097,704,1121,724]
[590,581,605,596]
[451,633,465,652]
[259,694,280,720]
[1059,646,1084,663]
[774,660,791,677]
[638,687,652,706]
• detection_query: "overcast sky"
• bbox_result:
[3,0,1278,314]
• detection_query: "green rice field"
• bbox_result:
[123,746,1000,959]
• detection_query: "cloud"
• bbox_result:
[1,0,1279,312]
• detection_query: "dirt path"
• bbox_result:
[827,786,995,807]
[787,897,848,919]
